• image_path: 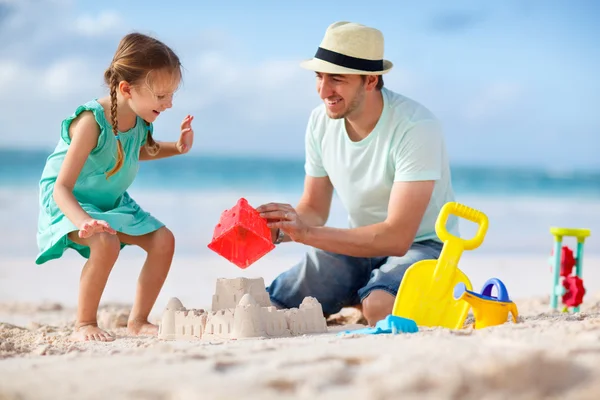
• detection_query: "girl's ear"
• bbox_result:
[119,81,133,99]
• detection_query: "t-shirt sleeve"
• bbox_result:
[304,112,328,177]
[392,119,443,182]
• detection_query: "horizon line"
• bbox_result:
[1,146,599,174]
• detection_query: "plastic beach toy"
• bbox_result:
[207,198,275,269]
[392,201,489,330]
[548,227,591,312]
[339,315,418,336]
[453,278,519,329]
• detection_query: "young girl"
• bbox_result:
[35,32,194,342]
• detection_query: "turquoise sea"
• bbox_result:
[2,149,599,197]
[1,148,599,259]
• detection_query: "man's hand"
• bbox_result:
[257,203,310,243]
[256,180,436,257]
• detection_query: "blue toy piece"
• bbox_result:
[479,278,511,302]
[339,314,418,336]
[453,278,519,329]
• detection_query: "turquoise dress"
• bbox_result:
[35,99,165,265]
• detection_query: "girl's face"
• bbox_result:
[124,69,181,123]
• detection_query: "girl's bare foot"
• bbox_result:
[70,323,115,342]
[127,318,158,336]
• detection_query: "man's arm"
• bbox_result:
[299,180,434,257]
[270,175,334,243]
[297,175,334,226]
[265,118,444,256]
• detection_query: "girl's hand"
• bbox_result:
[177,115,194,154]
[78,219,116,239]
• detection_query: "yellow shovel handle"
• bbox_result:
[435,202,489,250]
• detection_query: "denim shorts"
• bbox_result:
[266,239,443,316]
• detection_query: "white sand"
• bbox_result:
[2,255,600,399]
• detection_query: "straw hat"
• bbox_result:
[300,21,393,75]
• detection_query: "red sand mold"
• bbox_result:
[207,198,275,269]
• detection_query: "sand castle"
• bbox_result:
[158,277,328,340]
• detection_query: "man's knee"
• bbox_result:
[361,290,396,326]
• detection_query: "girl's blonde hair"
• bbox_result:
[103,32,182,178]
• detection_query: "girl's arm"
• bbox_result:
[139,115,194,161]
[53,111,100,228]
[139,142,181,161]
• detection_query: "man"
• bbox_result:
[256,21,458,326]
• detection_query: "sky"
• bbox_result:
[0,0,598,169]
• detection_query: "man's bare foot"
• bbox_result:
[127,318,158,336]
[70,323,115,342]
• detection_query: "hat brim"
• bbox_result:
[300,58,393,75]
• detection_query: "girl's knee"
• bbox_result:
[150,227,175,256]
[88,233,121,260]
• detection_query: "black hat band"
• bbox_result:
[314,47,384,72]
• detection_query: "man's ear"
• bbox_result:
[119,81,133,99]
[365,75,379,91]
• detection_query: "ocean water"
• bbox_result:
[1,148,599,262]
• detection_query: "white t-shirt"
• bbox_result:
[304,87,458,243]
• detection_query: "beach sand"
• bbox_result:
[2,255,600,400]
